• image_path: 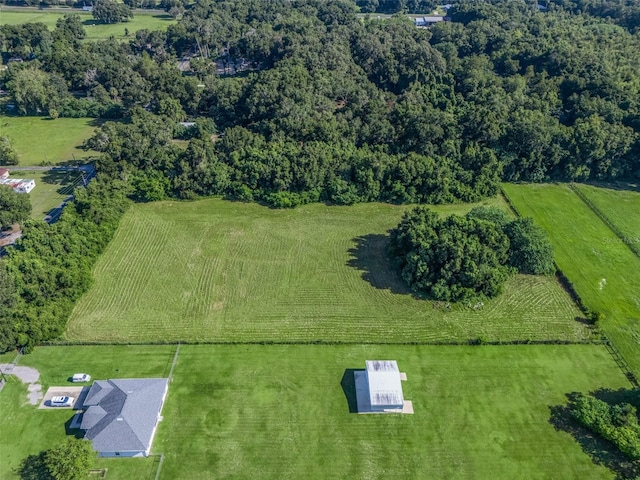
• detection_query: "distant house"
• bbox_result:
[0,177,36,193]
[77,378,169,457]
[353,360,412,414]
[414,16,446,27]
[0,169,9,180]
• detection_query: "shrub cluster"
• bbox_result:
[570,392,640,460]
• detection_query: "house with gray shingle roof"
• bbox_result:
[78,378,169,457]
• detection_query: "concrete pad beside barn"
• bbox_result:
[39,386,89,409]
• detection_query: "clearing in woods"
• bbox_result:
[502,183,640,375]
[66,197,589,343]
[0,116,98,166]
[0,10,175,42]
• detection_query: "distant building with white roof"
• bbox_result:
[0,176,35,193]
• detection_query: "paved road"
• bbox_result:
[0,165,95,172]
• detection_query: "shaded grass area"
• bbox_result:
[0,116,98,166]
[0,345,174,480]
[66,197,589,344]
[502,183,640,375]
[550,390,640,480]
[2,344,630,479]
[21,169,84,219]
[0,10,174,41]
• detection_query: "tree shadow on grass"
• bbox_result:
[549,392,640,480]
[347,233,423,298]
[16,451,51,480]
[340,369,363,414]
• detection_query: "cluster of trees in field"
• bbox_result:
[567,390,640,461]
[389,206,554,301]
[0,176,130,352]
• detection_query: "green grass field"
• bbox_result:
[65,197,589,343]
[20,169,84,219]
[573,183,640,247]
[0,10,175,41]
[0,116,97,166]
[2,344,630,479]
[502,183,640,374]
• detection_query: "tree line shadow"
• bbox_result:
[549,389,640,480]
[347,233,426,299]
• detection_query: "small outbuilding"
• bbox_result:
[354,360,412,414]
[0,169,9,179]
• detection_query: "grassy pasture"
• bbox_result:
[2,344,630,479]
[0,116,97,166]
[66,197,589,344]
[573,183,640,247]
[0,10,175,41]
[502,183,640,374]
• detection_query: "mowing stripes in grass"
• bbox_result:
[502,183,640,375]
[67,198,589,344]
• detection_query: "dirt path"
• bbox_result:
[0,364,43,405]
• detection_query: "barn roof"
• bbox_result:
[365,360,404,407]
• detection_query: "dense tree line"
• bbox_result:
[389,206,554,301]
[0,176,130,352]
[2,0,637,189]
[0,185,31,229]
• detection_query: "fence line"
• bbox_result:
[569,182,640,259]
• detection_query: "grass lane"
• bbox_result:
[502,183,640,374]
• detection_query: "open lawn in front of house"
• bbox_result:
[0,345,174,480]
[66,197,589,344]
[2,344,631,479]
[0,10,175,41]
[502,183,640,376]
[0,116,98,166]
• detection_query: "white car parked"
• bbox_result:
[71,373,91,382]
[50,396,75,407]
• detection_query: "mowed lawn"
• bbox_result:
[0,10,175,41]
[0,345,175,480]
[573,183,640,245]
[3,344,630,479]
[502,183,640,374]
[66,198,589,343]
[0,116,97,166]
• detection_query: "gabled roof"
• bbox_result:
[81,378,168,453]
[366,360,404,407]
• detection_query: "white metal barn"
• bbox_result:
[365,360,404,412]
[353,360,412,414]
